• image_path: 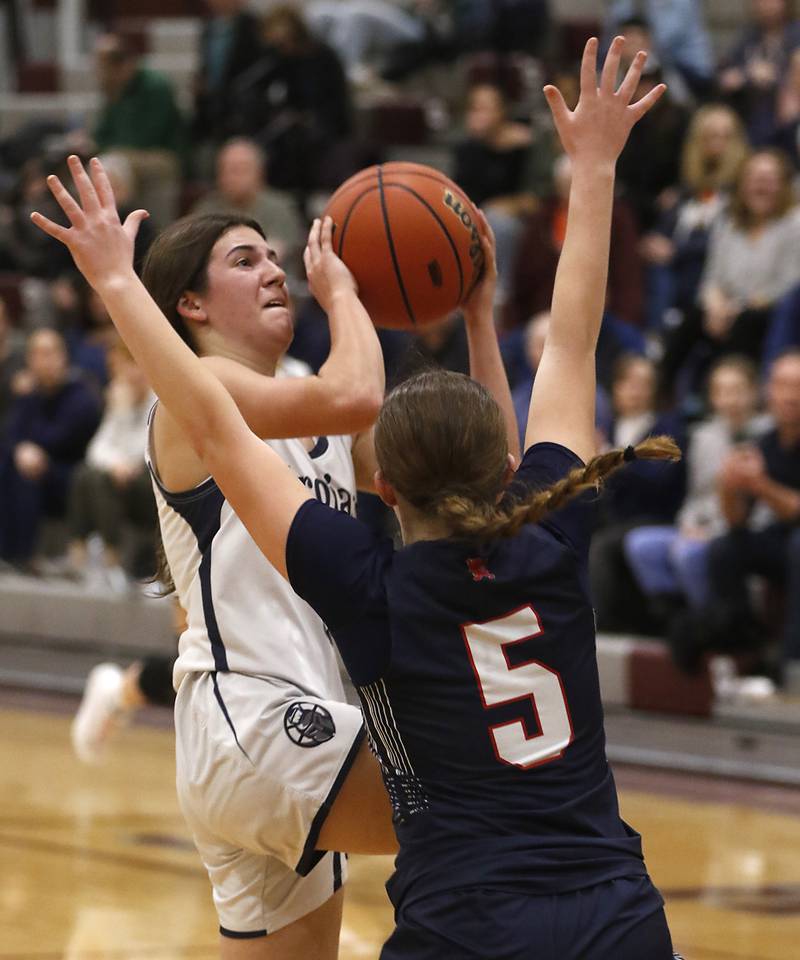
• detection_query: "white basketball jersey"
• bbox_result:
[146,416,358,697]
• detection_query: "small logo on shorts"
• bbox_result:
[284,702,336,748]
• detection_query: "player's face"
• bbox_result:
[201,226,293,359]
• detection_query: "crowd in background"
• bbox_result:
[1,0,800,695]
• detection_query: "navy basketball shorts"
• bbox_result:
[381,875,676,960]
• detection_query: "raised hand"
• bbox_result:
[543,36,666,167]
[462,208,497,321]
[29,155,148,293]
[303,215,358,313]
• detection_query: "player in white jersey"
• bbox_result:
[37,203,396,958]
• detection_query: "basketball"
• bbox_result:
[321,162,485,329]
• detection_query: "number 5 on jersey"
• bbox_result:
[462,605,574,769]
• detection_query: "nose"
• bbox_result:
[262,260,286,287]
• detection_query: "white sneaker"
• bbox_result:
[71,663,127,764]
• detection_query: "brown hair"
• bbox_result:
[142,213,265,594]
[374,370,681,541]
[141,213,265,350]
[707,353,759,386]
[729,148,795,229]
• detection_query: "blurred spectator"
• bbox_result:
[616,61,691,231]
[770,45,800,162]
[450,0,550,57]
[0,296,25,433]
[53,276,118,390]
[589,354,686,634]
[66,341,156,589]
[453,82,536,308]
[191,138,306,289]
[672,349,800,692]
[305,0,431,88]
[193,0,263,149]
[508,153,643,328]
[510,311,613,451]
[718,0,800,145]
[603,1,715,100]
[0,329,100,567]
[660,148,800,401]
[92,31,186,230]
[624,356,767,625]
[232,4,359,197]
[0,153,75,279]
[391,311,469,384]
[762,279,800,367]
[641,104,750,330]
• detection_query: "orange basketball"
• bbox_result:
[321,162,485,329]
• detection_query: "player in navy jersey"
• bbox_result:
[32,37,685,959]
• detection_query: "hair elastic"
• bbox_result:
[623,445,637,462]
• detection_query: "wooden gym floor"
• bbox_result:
[1,689,798,959]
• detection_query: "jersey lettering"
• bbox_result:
[299,473,354,516]
[462,605,574,769]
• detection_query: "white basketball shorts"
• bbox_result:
[175,670,366,938]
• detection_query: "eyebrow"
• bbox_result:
[225,243,278,261]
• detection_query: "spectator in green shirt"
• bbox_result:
[92,31,186,230]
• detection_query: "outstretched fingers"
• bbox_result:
[45,173,85,227]
[579,36,599,97]
[542,84,571,141]
[29,210,69,243]
[87,156,118,211]
[616,50,647,104]
[600,36,624,95]
[122,208,150,244]
[629,81,667,121]
[66,155,101,216]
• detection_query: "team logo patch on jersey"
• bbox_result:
[284,702,336,747]
[466,557,495,582]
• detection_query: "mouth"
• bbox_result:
[262,298,287,311]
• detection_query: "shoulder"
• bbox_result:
[512,441,585,495]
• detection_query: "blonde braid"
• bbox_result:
[435,436,682,540]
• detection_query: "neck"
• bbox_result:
[198,334,279,377]
[396,504,452,546]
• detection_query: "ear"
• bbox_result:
[374,469,398,507]
[176,292,208,325]
[504,451,517,484]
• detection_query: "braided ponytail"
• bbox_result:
[435,436,681,540]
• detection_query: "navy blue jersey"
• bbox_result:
[286,443,649,911]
